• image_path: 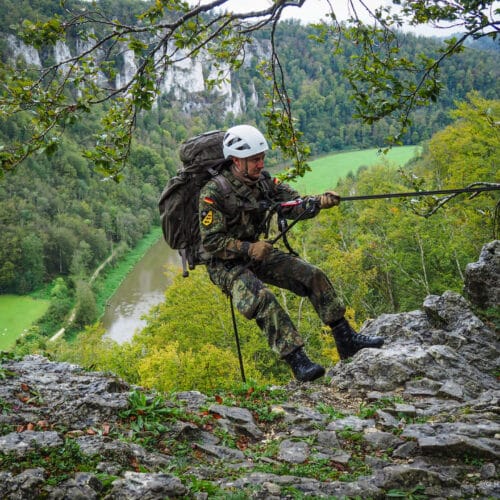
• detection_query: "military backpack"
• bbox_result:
[158,130,232,276]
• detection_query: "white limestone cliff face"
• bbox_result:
[116,48,139,91]
[53,40,71,64]
[7,34,41,67]
[5,33,268,117]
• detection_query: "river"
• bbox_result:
[102,239,180,343]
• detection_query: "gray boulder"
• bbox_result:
[464,239,500,308]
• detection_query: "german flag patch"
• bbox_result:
[203,197,215,204]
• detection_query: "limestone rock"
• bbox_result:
[464,239,500,308]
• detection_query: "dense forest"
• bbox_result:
[0,1,498,381]
[254,23,499,152]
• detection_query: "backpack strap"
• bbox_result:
[212,174,233,197]
[257,170,277,198]
[212,173,255,216]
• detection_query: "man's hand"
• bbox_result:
[319,191,341,209]
[248,241,273,261]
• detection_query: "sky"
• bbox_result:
[199,0,461,37]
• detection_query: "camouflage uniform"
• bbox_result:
[199,168,345,358]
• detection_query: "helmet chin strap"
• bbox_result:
[232,158,250,177]
[232,158,260,185]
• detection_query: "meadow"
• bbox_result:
[289,145,421,194]
[0,295,50,350]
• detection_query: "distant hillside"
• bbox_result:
[1,0,499,155]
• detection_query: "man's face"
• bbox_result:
[233,153,266,180]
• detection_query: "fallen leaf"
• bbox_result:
[130,457,140,472]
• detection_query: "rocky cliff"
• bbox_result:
[0,242,498,499]
[5,33,265,117]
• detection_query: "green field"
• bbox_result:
[0,295,50,351]
[289,145,421,194]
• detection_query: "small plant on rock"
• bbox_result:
[210,382,288,423]
[119,390,173,435]
[387,484,428,499]
[316,402,346,420]
[0,439,102,487]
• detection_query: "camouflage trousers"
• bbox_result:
[206,249,345,357]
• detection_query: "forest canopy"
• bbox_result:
[0,0,498,178]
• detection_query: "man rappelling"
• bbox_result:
[198,124,385,382]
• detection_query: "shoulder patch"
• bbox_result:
[201,209,214,226]
[203,196,215,204]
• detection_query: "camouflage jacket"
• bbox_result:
[198,168,320,261]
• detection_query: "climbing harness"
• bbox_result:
[272,198,319,253]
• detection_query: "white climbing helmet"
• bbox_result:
[223,125,269,159]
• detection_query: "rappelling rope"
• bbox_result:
[339,183,500,202]
[339,182,500,237]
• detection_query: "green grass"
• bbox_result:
[289,145,421,194]
[0,295,50,351]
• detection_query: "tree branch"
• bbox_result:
[1,0,498,176]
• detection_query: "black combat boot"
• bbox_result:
[330,318,384,360]
[283,347,325,382]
